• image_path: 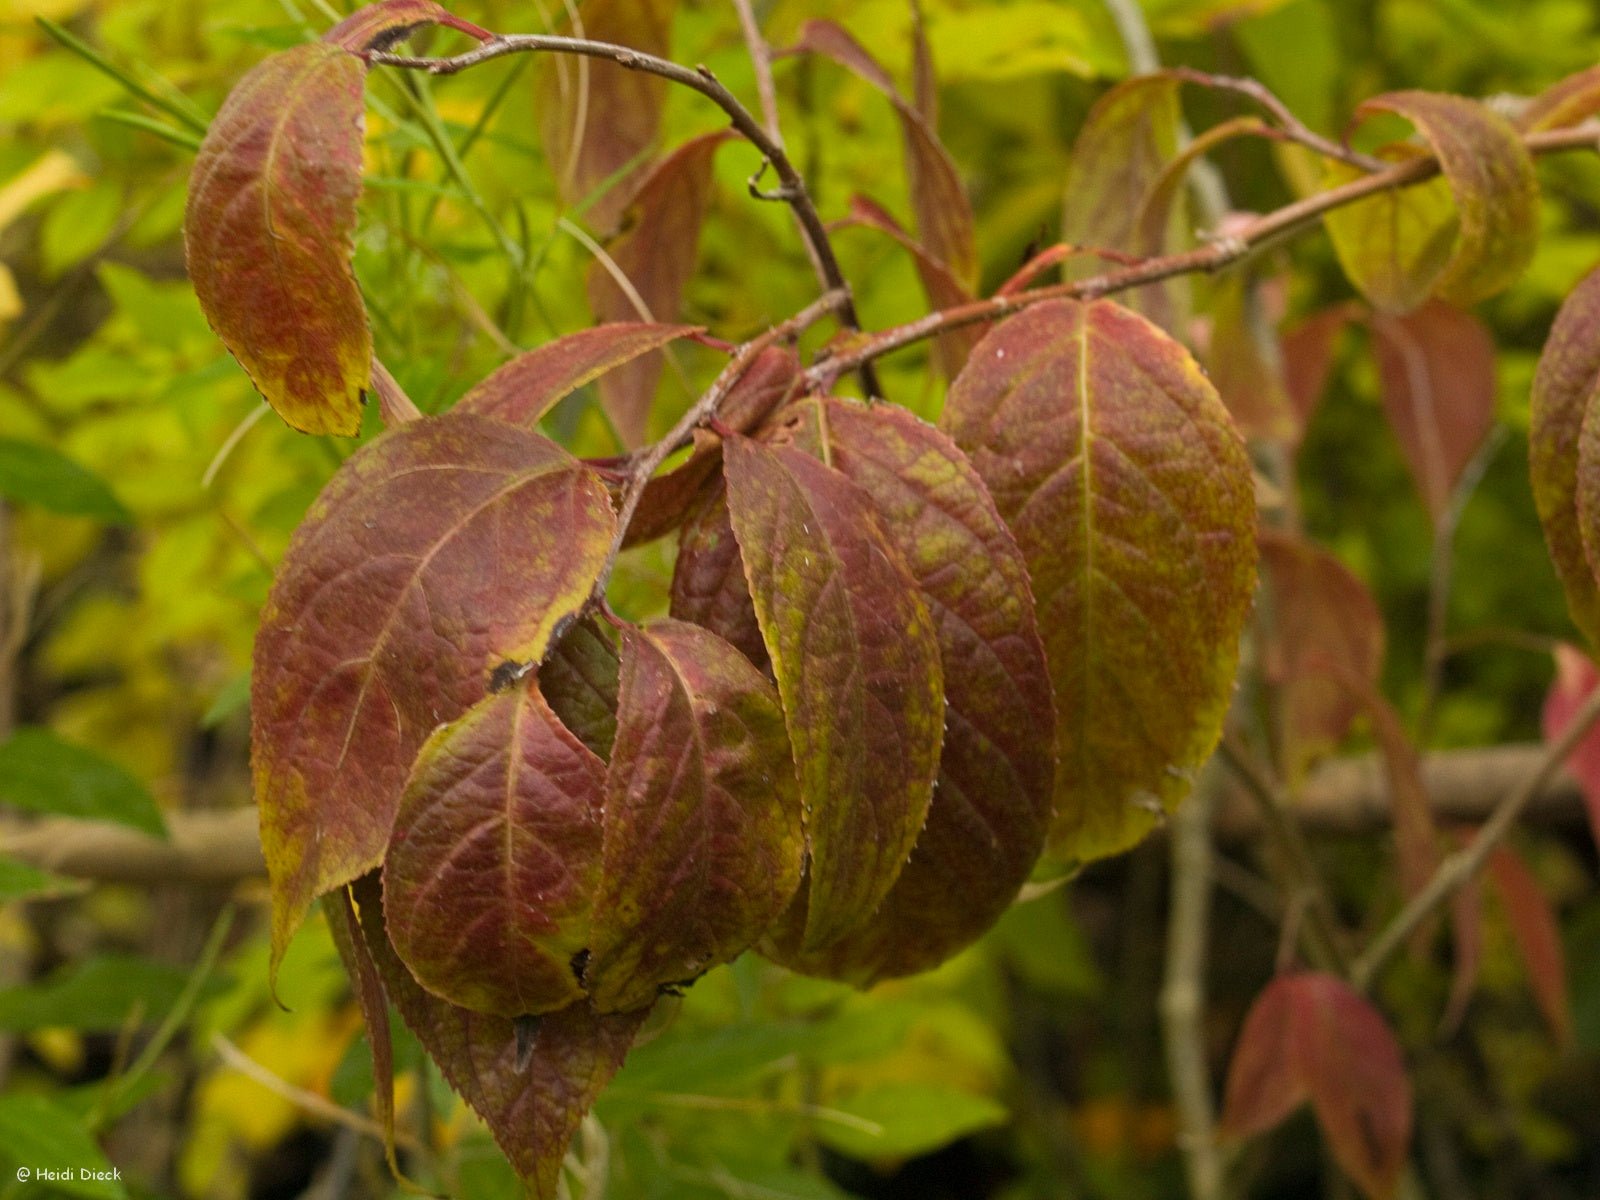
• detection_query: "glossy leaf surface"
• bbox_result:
[185,42,370,435]
[1532,263,1600,646]
[942,299,1256,864]
[1222,972,1413,1200]
[586,621,803,1011]
[455,323,700,428]
[384,682,606,1017]
[352,876,643,1199]
[723,435,944,952]
[253,413,615,967]
[765,399,1053,983]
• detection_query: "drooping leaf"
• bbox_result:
[1259,532,1386,780]
[537,0,677,232]
[1518,64,1600,133]
[455,323,700,427]
[942,299,1256,864]
[1533,265,1600,646]
[1541,644,1600,852]
[1281,304,1355,439]
[184,42,371,435]
[585,620,803,1012]
[587,132,729,446]
[1059,75,1187,328]
[0,438,128,521]
[622,346,800,548]
[1487,845,1574,1047]
[791,20,976,289]
[0,728,164,837]
[1369,301,1496,521]
[763,399,1053,984]
[1221,973,1413,1200]
[324,888,399,1174]
[1208,273,1297,444]
[840,194,981,377]
[253,413,615,970]
[1324,92,1539,311]
[723,435,944,952]
[351,875,644,1199]
[384,681,606,1017]
[323,0,484,54]
[669,486,768,669]
[540,617,622,761]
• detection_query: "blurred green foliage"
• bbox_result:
[4,0,1600,1197]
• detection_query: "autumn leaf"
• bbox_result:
[669,485,769,670]
[1541,644,1600,853]
[942,299,1256,865]
[252,413,615,974]
[185,42,370,435]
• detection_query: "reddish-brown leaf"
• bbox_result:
[537,0,677,232]
[383,682,606,1017]
[723,435,945,952]
[351,876,644,1200]
[1369,301,1496,522]
[323,0,486,54]
[1281,305,1354,438]
[942,299,1256,865]
[1059,75,1187,329]
[1487,845,1574,1047]
[1258,532,1386,780]
[1209,273,1297,444]
[1518,64,1600,133]
[1325,92,1539,310]
[586,621,803,1011]
[1532,265,1600,647]
[252,413,615,971]
[791,20,976,289]
[456,323,701,427]
[587,133,729,446]
[841,195,981,378]
[669,486,768,670]
[1541,644,1600,852]
[185,42,370,436]
[1222,973,1413,1200]
[324,887,400,1176]
[763,399,1053,984]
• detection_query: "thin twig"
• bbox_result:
[368,32,881,397]
[589,288,851,601]
[804,121,1600,388]
[1351,684,1600,991]
[1166,68,1388,172]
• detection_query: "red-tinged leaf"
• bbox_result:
[1518,65,1600,133]
[252,413,616,971]
[537,0,677,232]
[1531,265,1600,646]
[323,0,486,54]
[764,399,1054,984]
[1326,92,1539,310]
[1487,845,1574,1047]
[587,133,729,447]
[942,299,1256,865]
[723,435,945,951]
[1282,305,1354,438]
[1258,532,1386,780]
[384,682,606,1017]
[842,195,981,378]
[1059,76,1188,330]
[791,20,976,288]
[669,487,768,670]
[1369,301,1496,522]
[351,876,645,1199]
[540,618,621,761]
[1222,973,1412,1200]
[1442,869,1484,1036]
[1209,273,1298,444]
[324,887,400,1177]
[456,323,701,427]
[1541,644,1600,851]
[184,42,370,436]
[622,347,799,548]
[586,621,803,1011]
